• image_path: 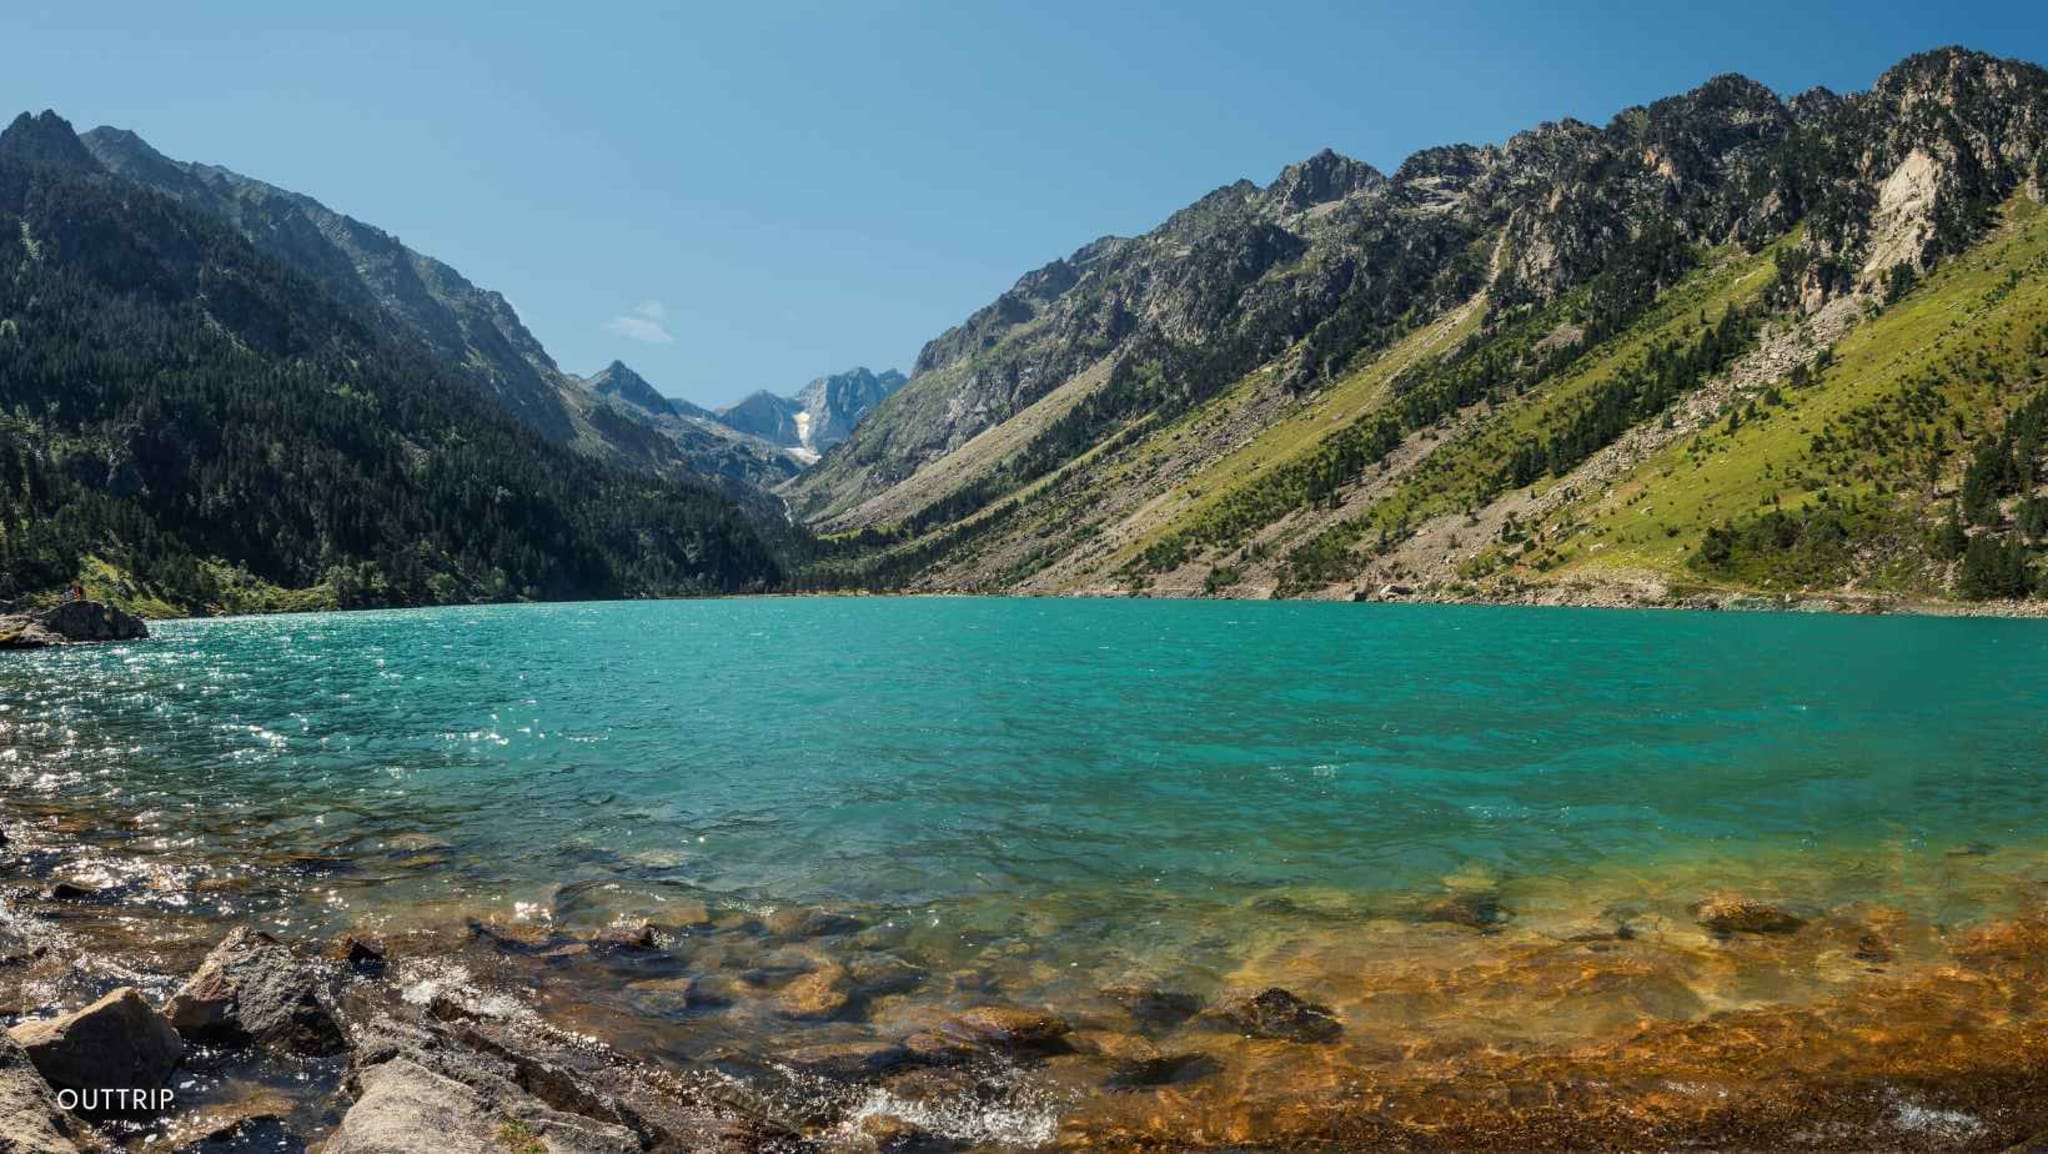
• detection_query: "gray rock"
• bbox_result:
[347,1011,773,1153]
[167,927,345,1056]
[0,1030,95,1153]
[324,1058,639,1154]
[8,986,185,1093]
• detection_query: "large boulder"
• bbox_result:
[0,601,148,649]
[38,602,148,643]
[8,986,185,1094]
[324,1058,639,1154]
[346,1012,768,1153]
[0,1031,96,1153]
[166,927,346,1056]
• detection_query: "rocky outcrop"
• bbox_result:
[0,1031,95,1154]
[344,1009,774,1153]
[8,987,184,1094]
[0,602,148,649]
[166,927,346,1056]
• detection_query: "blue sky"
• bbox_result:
[7,2,2045,407]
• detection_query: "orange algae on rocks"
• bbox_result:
[1055,917,2048,1150]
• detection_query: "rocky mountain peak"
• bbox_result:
[718,367,905,458]
[585,360,673,415]
[1874,45,2031,97]
[1266,148,1384,210]
[1787,86,1843,123]
[0,110,99,171]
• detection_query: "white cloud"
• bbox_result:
[603,300,674,344]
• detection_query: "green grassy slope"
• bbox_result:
[1270,239,1786,592]
[1543,196,2048,598]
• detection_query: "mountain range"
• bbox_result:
[0,110,783,611]
[584,361,904,470]
[717,368,908,462]
[77,124,899,498]
[788,46,2048,608]
[3,45,2046,612]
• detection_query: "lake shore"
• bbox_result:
[13,794,2048,1150]
[28,563,2048,626]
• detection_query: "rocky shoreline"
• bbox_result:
[15,793,2048,1151]
[9,587,2047,634]
[1343,580,2048,616]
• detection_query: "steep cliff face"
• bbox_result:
[788,49,2048,607]
[794,368,906,452]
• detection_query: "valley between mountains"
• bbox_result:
[4,46,2048,614]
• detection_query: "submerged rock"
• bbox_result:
[621,976,712,1014]
[169,1112,303,1154]
[775,1040,912,1080]
[1101,983,1204,1030]
[8,986,185,1094]
[774,964,854,1021]
[762,906,864,939]
[1693,896,1806,936]
[844,953,925,998]
[1855,928,1896,963]
[590,921,659,952]
[167,927,346,1056]
[1073,1030,1217,1089]
[0,1031,95,1153]
[1420,891,1508,928]
[466,918,572,955]
[935,1006,1071,1053]
[1209,987,1343,1043]
[899,1030,982,1067]
[161,1092,306,1154]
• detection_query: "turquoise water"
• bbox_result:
[6,597,2048,933]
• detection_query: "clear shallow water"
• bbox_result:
[6,596,2048,928]
[13,598,2048,1148]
